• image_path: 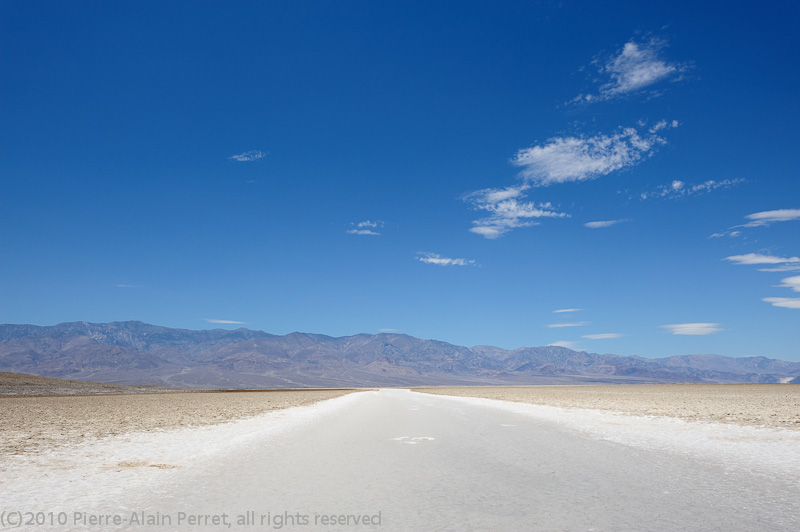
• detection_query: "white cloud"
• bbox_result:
[229,150,267,162]
[762,297,800,309]
[582,333,624,340]
[465,122,674,238]
[640,178,744,200]
[712,208,800,237]
[356,220,383,228]
[553,308,582,313]
[347,220,385,236]
[546,322,589,328]
[572,38,685,103]
[548,341,579,349]
[513,125,672,187]
[758,265,800,272]
[465,186,568,239]
[724,253,800,265]
[204,318,247,324]
[660,323,722,336]
[710,230,741,238]
[743,209,800,227]
[584,219,627,229]
[778,275,800,292]
[378,328,400,333]
[416,252,475,267]
[472,186,527,203]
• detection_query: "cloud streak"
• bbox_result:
[758,265,800,272]
[229,150,267,162]
[743,209,800,227]
[660,323,722,336]
[724,253,800,265]
[713,208,800,237]
[762,297,800,309]
[585,219,627,229]
[778,275,800,292]
[416,252,475,267]
[546,322,589,328]
[548,341,579,349]
[347,220,385,236]
[582,333,624,340]
[724,251,800,309]
[640,178,744,200]
[204,319,247,324]
[553,308,582,313]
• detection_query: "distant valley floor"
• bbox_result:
[416,384,800,429]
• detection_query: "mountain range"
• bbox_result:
[1,321,799,388]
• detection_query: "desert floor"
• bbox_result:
[0,389,355,461]
[415,383,800,429]
[3,389,799,531]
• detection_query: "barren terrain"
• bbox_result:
[0,371,178,396]
[416,384,800,429]
[0,388,355,461]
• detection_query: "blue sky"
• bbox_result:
[1,1,799,360]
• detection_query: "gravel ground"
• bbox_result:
[0,389,355,462]
[415,384,800,429]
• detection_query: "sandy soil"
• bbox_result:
[415,384,800,429]
[0,389,355,462]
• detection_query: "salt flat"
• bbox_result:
[2,387,799,531]
[0,389,354,460]
[415,384,800,429]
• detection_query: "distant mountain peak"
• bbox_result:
[1,321,798,389]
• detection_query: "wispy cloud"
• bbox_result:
[584,219,627,229]
[347,220,385,236]
[573,37,686,103]
[660,323,722,336]
[465,122,674,238]
[762,297,800,309]
[640,178,744,200]
[709,230,742,239]
[204,318,248,324]
[758,265,800,272]
[465,186,568,239]
[513,124,674,187]
[777,275,800,292]
[546,322,589,328]
[582,333,624,340]
[356,220,382,228]
[548,341,579,349]
[378,328,400,333]
[229,150,267,162]
[713,208,800,237]
[743,209,800,227]
[724,252,800,306]
[416,252,475,267]
[724,253,800,265]
[553,308,582,313]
